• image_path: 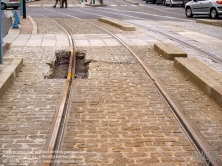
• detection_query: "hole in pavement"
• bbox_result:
[75,52,88,79]
[46,50,70,79]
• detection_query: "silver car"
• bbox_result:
[185,0,222,18]
[1,0,20,10]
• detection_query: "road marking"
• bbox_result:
[110,5,138,7]
[85,7,192,22]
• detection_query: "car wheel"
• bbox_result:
[170,0,173,7]
[1,2,7,10]
[13,6,19,9]
[185,7,193,17]
[210,8,218,19]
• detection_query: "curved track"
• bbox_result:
[66,7,222,64]
[31,7,222,166]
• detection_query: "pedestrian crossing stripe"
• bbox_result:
[110,5,138,6]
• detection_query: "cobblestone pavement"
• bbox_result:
[1,10,222,165]
[131,45,222,162]
[60,46,202,165]
[33,18,143,34]
[0,46,67,165]
[127,20,222,74]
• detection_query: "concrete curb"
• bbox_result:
[98,17,136,31]
[85,3,106,6]
[28,16,38,34]
[154,43,187,60]
[8,15,37,35]
[196,19,222,27]
[0,58,23,99]
[174,57,222,107]
[2,43,10,53]
[123,0,139,5]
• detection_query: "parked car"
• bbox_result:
[156,0,165,5]
[165,0,183,6]
[146,0,157,4]
[182,0,191,7]
[1,0,20,10]
[185,0,222,18]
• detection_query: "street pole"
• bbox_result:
[0,2,3,64]
[20,0,23,16]
[23,0,26,18]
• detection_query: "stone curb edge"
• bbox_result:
[174,57,222,107]
[98,17,136,31]
[0,58,23,99]
[3,43,10,53]
[196,19,222,27]
[8,15,37,35]
[28,16,38,35]
[154,43,187,60]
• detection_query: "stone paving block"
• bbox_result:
[129,38,148,46]
[98,17,135,31]
[25,34,43,46]
[11,34,31,46]
[154,43,187,60]
[0,46,66,164]
[174,57,222,107]
[74,40,91,47]
[196,19,222,27]
[102,39,121,46]
[3,34,19,43]
[61,46,201,165]
[89,39,106,46]
[177,31,222,45]
[0,58,23,99]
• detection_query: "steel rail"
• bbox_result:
[33,12,76,166]
[37,7,222,166]
[68,7,222,64]
[138,24,222,64]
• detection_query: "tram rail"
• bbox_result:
[31,7,222,166]
[66,7,222,64]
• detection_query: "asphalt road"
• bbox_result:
[1,10,12,37]
[2,0,222,37]
[28,0,221,21]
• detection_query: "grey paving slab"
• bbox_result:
[3,34,19,43]
[56,35,69,47]
[25,34,43,46]
[129,38,148,46]
[177,31,222,45]
[103,39,121,46]
[41,35,56,46]
[89,39,106,46]
[73,34,87,40]
[11,35,31,46]
[74,40,91,47]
